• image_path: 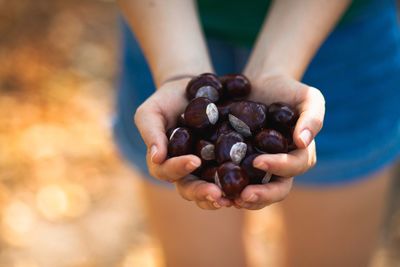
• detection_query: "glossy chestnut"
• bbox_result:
[216,162,249,199]
[216,100,233,120]
[286,131,297,152]
[215,132,247,164]
[254,129,288,154]
[220,74,251,100]
[167,127,194,157]
[184,97,219,129]
[199,164,218,183]
[267,102,298,133]
[186,73,223,102]
[241,154,272,184]
[195,140,215,161]
[244,139,256,157]
[207,120,234,143]
[176,113,186,127]
[229,101,266,137]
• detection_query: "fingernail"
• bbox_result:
[213,202,221,208]
[206,195,215,202]
[150,145,158,163]
[245,194,258,203]
[185,161,200,171]
[299,129,312,147]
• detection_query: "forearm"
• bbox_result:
[245,0,350,80]
[118,0,212,87]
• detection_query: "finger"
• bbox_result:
[176,176,230,207]
[147,154,201,182]
[196,201,220,210]
[134,103,168,164]
[253,141,316,177]
[294,86,325,148]
[236,177,294,209]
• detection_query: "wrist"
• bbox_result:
[244,66,297,89]
[154,61,213,88]
[244,53,305,82]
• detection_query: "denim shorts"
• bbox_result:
[113,0,400,187]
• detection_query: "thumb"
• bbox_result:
[134,104,168,164]
[294,87,325,148]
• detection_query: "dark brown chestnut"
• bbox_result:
[267,102,298,133]
[216,100,233,120]
[184,97,219,129]
[244,139,256,157]
[216,162,249,199]
[195,140,215,162]
[286,130,297,152]
[176,113,187,127]
[207,120,235,143]
[220,74,251,100]
[241,154,272,184]
[254,129,288,154]
[167,127,194,157]
[215,132,247,164]
[186,73,223,102]
[199,164,218,183]
[229,101,266,137]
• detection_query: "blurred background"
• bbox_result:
[0,0,399,266]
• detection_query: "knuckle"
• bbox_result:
[312,117,324,131]
[310,86,325,100]
[133,104,146,125]
[177,186,192,201]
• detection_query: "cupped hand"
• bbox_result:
[134,78,229,210]
[235,73,325,210]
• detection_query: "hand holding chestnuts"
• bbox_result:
[167,73,299,200]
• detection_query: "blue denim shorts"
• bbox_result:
[113,0,400,187]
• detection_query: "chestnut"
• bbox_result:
[286,131,297,152]
[215,132,247,164]
[254,129,288,154]
[228,101,266,137]
[186,73,223,102]
[241,154,272,184]
[195,140,215,161]
[244,139,256,157]
[207,120,234,143]
[267,102,298,133]
[199,164,218,183]
[216,100,233,120]
[220,74,251,100]
[184,97,219,129]
[176,113,187,127]
[167,127,194,157]
[216,162,249,199]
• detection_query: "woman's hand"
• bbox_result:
[234,73,325,210]
[134,78,229,210]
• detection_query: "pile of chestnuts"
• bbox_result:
[167,73,299,199]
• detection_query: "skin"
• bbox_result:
[118,0,392,266]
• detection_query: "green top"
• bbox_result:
[197,0,371,47]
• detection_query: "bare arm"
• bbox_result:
[118,0,212,87]
[236,1,351,210]
[245,0,351,80]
